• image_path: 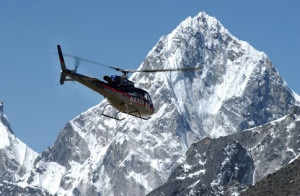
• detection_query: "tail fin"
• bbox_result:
[57,45,67,85]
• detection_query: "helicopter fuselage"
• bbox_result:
[57,44,156,120]
[57,44,201,120]
[60,69,155,118]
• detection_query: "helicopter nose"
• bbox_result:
[151,104,155,114]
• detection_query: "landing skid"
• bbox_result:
[101,103,151,121]
[101,104,125,121]
[128,111,151,120]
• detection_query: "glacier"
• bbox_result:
[1,11,300,195]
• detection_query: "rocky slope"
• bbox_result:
[148,106,300,195]
[241,155,300,196]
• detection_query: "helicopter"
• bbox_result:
[57,45,201,121]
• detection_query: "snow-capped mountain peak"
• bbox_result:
[134,12,294,141]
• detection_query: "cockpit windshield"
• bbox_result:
[143,92,152,103]
[127,88,153,104]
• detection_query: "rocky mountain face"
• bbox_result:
[1,12,299,195]
[241,154,300,196]
[148,138,253,196]
[148,106,300,195]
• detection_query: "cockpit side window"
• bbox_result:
[143,92,152,104]
[143,93,147,100]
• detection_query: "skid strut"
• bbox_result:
[101,103,151,121]
[101,104,126,121]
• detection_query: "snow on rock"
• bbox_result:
[0,100,38,190]
[0,120,10,149]
[149,106,300,195]
[148,138,254,196]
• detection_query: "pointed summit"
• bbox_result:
[134,11,295,140]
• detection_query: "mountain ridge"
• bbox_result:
[148,105,300,195]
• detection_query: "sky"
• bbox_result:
[1,1,299,153]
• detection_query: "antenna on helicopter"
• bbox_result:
[74,56,80,72]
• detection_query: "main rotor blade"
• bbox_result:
[133,66,203,73]
[62,52,202,74]
[62,53,126,72]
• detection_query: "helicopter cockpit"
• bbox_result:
[104,75,134,87]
